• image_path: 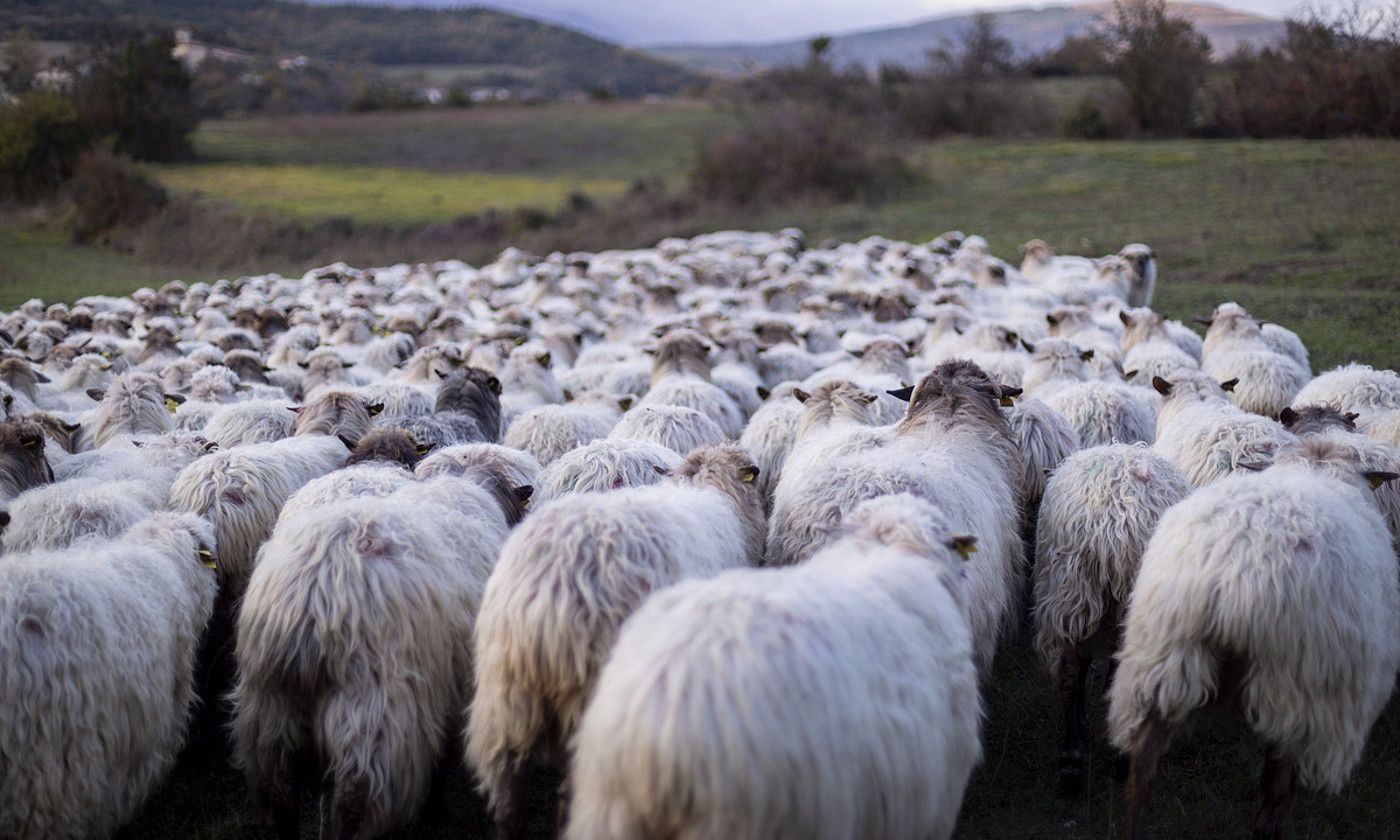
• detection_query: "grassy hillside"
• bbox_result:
[0,0,700,97]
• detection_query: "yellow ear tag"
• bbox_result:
[952,537,978,560]
[197,549,217,569]
[165,398,180,414]
[1370,474,1389,490]
[999,396,1016,407]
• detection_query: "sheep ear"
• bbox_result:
[415,444,432,456]
[850,348,866,359]
[0,510,10,530]
[617,396,634,412]
[1045,313,1060,327]
[1344,412,1360,424]
[298,361,310,369]
[514,485,534,504]
[739,465,759,483]
[1020,338,1036,353]
[337,434,356,450]
[33,371,50,383]
[62,421,80,434]
[86,387,107,402]
[1278,407,1298,426]
[1367,471,1400,490]
[366,403,384,416]
[755,386,771,401]
[857,392,878,405]
[652,464,669,476]
[341,361,355,369]
[1235,461,1270,472]
[948,535,978,560]
[1079,349,1095,362]
[434,366,451,379]
[1219,378,1239,393]
[1124,369,1139,380]
[287,405,302,414]
[1119,311,1134,327]
[1152,376,1173,396]
[486,376,502,396]
[536,352,551,367]
[887,385,914,402]
[793,388,811,403]
[262,365,274,372]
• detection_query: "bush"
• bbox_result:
[1110,0,1212,136]
[0,91,94,201]
[62,147,168,245]
[1060,97,1112,139]
[689,103,913,206]
[75,32,200,162]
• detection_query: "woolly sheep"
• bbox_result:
[4,477,164,553]
[503,397,622,466]
[465,444,764,837]
[1032,444,1192,795]
[565,494,981,840]
[232,473,514,838]
[1291,363,1400,417]
[533,437,681,503]
[0,513,217,840]
[200,400,297,448]
[1151,371,1297,486]
[609,403,726,455]
[1110,438,1400,838]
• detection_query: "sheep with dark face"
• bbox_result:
[639,329,745,438]
[292,387,383,447]
[465,444,764,838]
[0,418,53,522]
[344,428,429,470]
[86,371,177,447]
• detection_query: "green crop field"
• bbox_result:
[151,163,629,224]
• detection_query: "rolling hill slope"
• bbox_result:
[649,1,1286,76]
[0,0,701,96]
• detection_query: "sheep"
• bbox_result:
[4,477,164,553]
[1200,303,1310,417]
[0,418,53,516]
[415,442,541,491]
[1282,405,1400,540]
[1022,339,1156,447]
[1110,438,1400,839]
[292,387,383,446]
[639,329,745,438]
[232,471,515,839]
[1151,371,1297,486]
[533,438,682,503]
[168,433,349,599]
[609,403,726,456]
[0,512,217,840]
[1119,309,1199,384]
[85,370,176,447]
[499,346,564,428]
[736,382,805,514]
[1291,363,1400,417]
[764,360,1024,675]
[276,463,416,527]
[1006,396,1080,520]
[54,431,213,502]
[565,494,982,840]
[201,400,297,448]
[503,395,623,466]
[465,444,764,838]
[1031,444,1192,796]
[344,427,430,470]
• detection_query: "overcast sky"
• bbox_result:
[476,0,1308,44]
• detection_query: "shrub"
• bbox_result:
[1060,97,1112,139]
[75,32,200,162]
[0,91,94,201]
[1109,0,1212,136]
[689,103,913,206]
[63,147,168,245]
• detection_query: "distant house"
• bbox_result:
[278,55,311,71]
[173,28,254,70]
[32,68,74,90]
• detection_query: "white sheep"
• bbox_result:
[465,444,764,837]
[736,382,805,514]
[200,400,297,448]
[0,512,217,840]
[232,472,514,838]
[1151,371,1296,486]
[533,437,681,503]
[503,397,622,466]
[1291,363,1400,417]
[1109,438,1399,838]
[1201,303,1310,417]
[565,494,982,840]
[3,477,164,553]
[609,403,727,456]
[85,370,175,447]
[1032,444,1192,795]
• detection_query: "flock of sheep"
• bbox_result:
[0,228,1398,840]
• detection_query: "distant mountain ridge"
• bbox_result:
[647,1,1287,76]
[0,0,700,96]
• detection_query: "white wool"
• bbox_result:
[87,371,174,447]
[1292,363,1400,416]
[55,432,212,501]
[1032,444,1191,673]
[4,478,164,553]
[1203,348,1309,418]
[168,434,348,597]
[1041,381,1157,447]
[415,442,541,488]
[503,402,619,466]
[0,513,217,840]
[737,383,806,514]
[565,495,981,840]
[1360,409,1400,447]
[201,400,297,448]
[1153,396,1296,487]
[277,463,415,525]
[609,404,726,455]
[465,467,758,824]
[1007,398,1081,510]
[232,478,509,836]
[1108,456,1400,794]
[534,438,681,502]
[639,376,746,439]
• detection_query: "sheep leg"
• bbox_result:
[1057,646,1091,797]
[494,758,533,840]
[1252,747,1296,840]
[555,768,573,835]
[1124,716,1171,840]
[330,774,373,840]
[259,746,302,840]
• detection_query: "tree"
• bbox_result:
[1,29,43,94]
[0,90,93,199]
[1110,0,1211,135]
[808,35,834,66]
[75,31,200,161]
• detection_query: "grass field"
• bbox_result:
[153,163,629,224]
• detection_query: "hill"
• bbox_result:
[0,0,701,97]
[648,1,1286,76]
